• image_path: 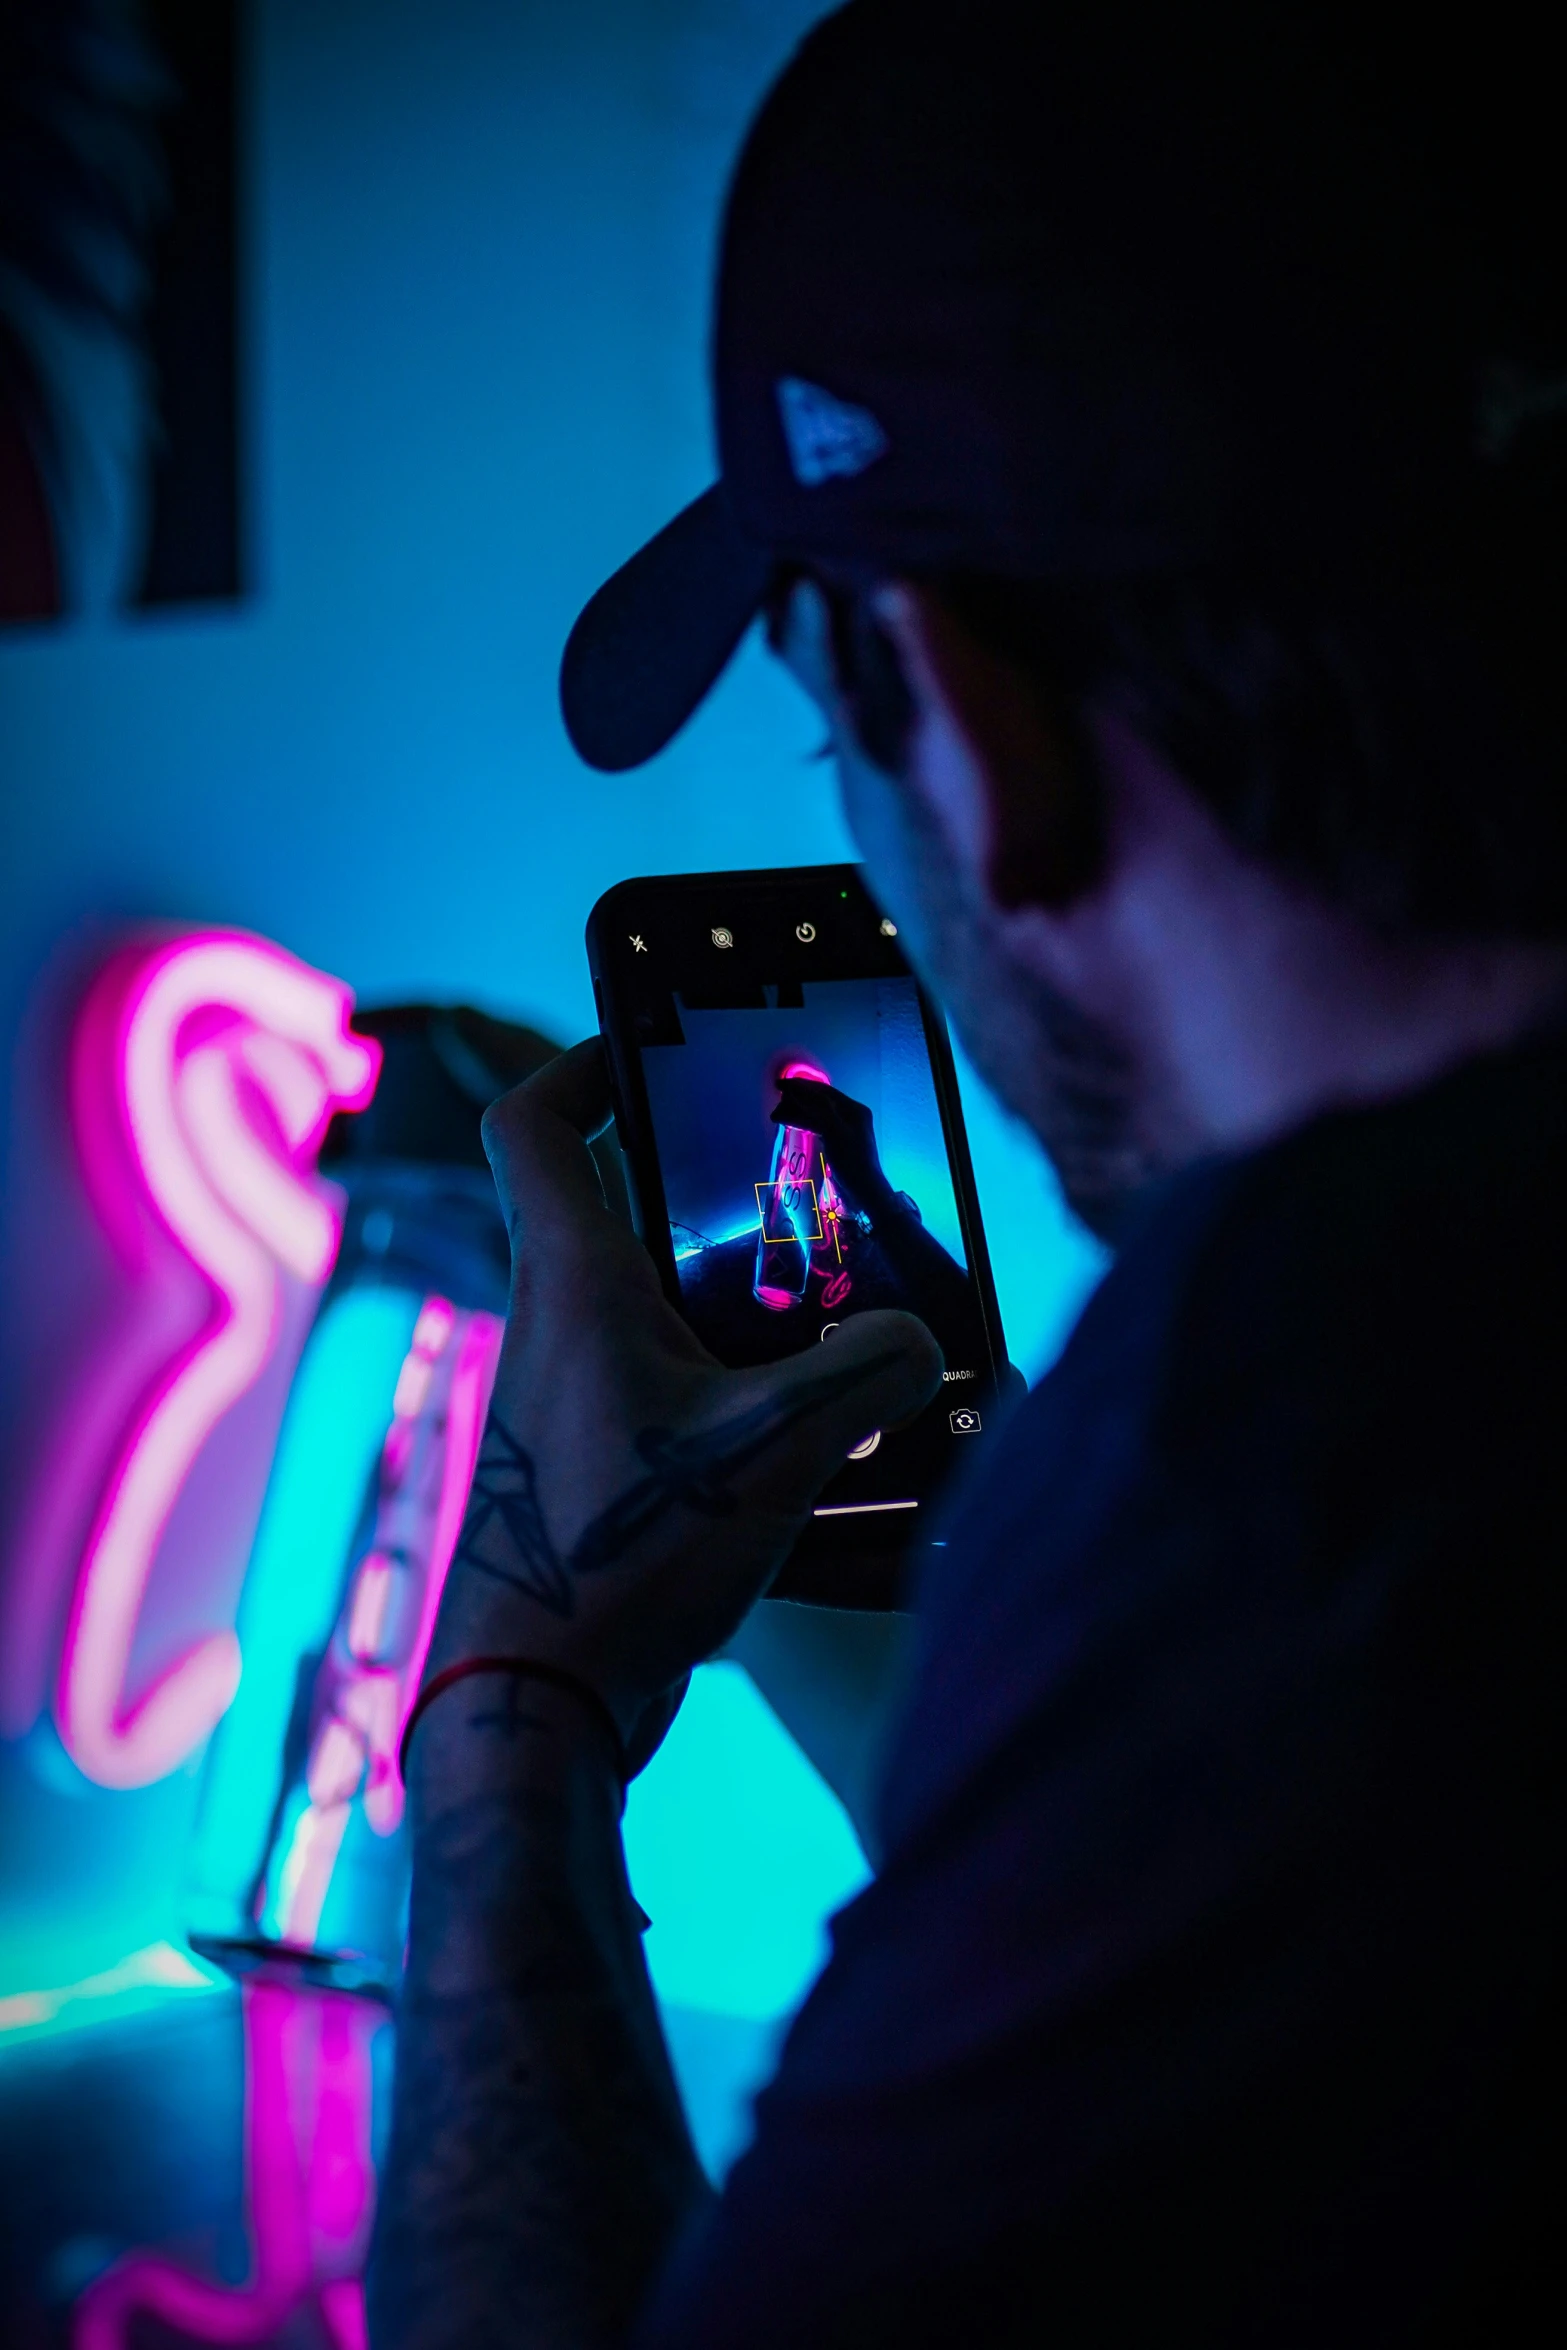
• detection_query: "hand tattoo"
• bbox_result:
[453,1349,898,1616]
[456,1420,576,1614]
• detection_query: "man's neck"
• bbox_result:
[1154,910,1567,1165]
[1024,714,1567,1175]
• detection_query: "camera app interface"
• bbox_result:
[641,973,990,1383]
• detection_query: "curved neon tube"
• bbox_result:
[755,1057,838,1311]
[73,1984,375,2350]
[58,933,380,1790]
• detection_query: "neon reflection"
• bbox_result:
[0,1940,219,2043]
[59,933,381,1790]
[753,1058,853,1312]
[73,1984,378,2350]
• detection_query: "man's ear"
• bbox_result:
[871,583,1104,911]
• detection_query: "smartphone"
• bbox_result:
[587,863,1011,1606]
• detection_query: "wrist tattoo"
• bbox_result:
[466,1672,554,1741]
[453,1348,898,1617]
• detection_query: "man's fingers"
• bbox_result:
[772,1076,839,1108]
[737,1309,944,1498]
[481,1039,620,1249]
[770,1076,827,1125]
[521,1036,614,1135]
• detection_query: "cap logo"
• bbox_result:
[776,376,889,486]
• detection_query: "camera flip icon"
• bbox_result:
[948,1405,983,1435]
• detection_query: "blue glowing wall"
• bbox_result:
[0,0,1104,2151]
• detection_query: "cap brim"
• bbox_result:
[559,484,774,772]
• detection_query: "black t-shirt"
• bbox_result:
[638,1032,1566,2347]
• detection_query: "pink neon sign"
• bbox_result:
[755,1057,854,1312]
[73,1983,378,2350]
[58,933,380,1790]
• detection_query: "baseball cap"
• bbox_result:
[559,1,1562,773]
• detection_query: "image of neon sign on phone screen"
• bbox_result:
[643,978,978,1371]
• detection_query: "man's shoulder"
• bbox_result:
[884,1026,1567,1842]
[1161,1020,1567,1430]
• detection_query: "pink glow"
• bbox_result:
[248,1983,315,2300]
[74,2261,295,2349]
[346,1554,393,1659]
[276,1799,352,1948]
[74,1985,378,2350]
[308,1993,377,2258]
[754,1052,862,1316]
[343,1667,401,1772]
[57,933,379,1790]
[411,1297,458,1354]
[307,1718,368,1807]
[267,1299,502,1943]
[755,1055,836,1313]
[391,1299,456,1412]
[320,2278,370,2350]
[398,1310,504,1750]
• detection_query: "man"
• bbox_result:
[368,6,1565,2344]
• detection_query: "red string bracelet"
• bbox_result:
[398,1655,630,1785]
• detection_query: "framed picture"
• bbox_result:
[0,0,244,623]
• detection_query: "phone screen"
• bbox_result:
[643,972,989,1380]
[589,867,1007,1590]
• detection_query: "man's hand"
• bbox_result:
[424,1039,943,1769]
[771,1072,896,1219]
[372,1043,939,2350]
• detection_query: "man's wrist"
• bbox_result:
[402,1665,636,1987]
[405,1661,625,1826]
[404,1654,628,1784]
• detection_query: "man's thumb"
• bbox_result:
[753,1310,945,1492]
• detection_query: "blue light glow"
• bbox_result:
[0,0,1109,2188]
[625,1661,870,2022]
[0,1940,223,2051]
[673,1218,762,1261]
[185,1286,422,1927]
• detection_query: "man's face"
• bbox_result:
[768,576,999,1061]
[770,579,1146,1241]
